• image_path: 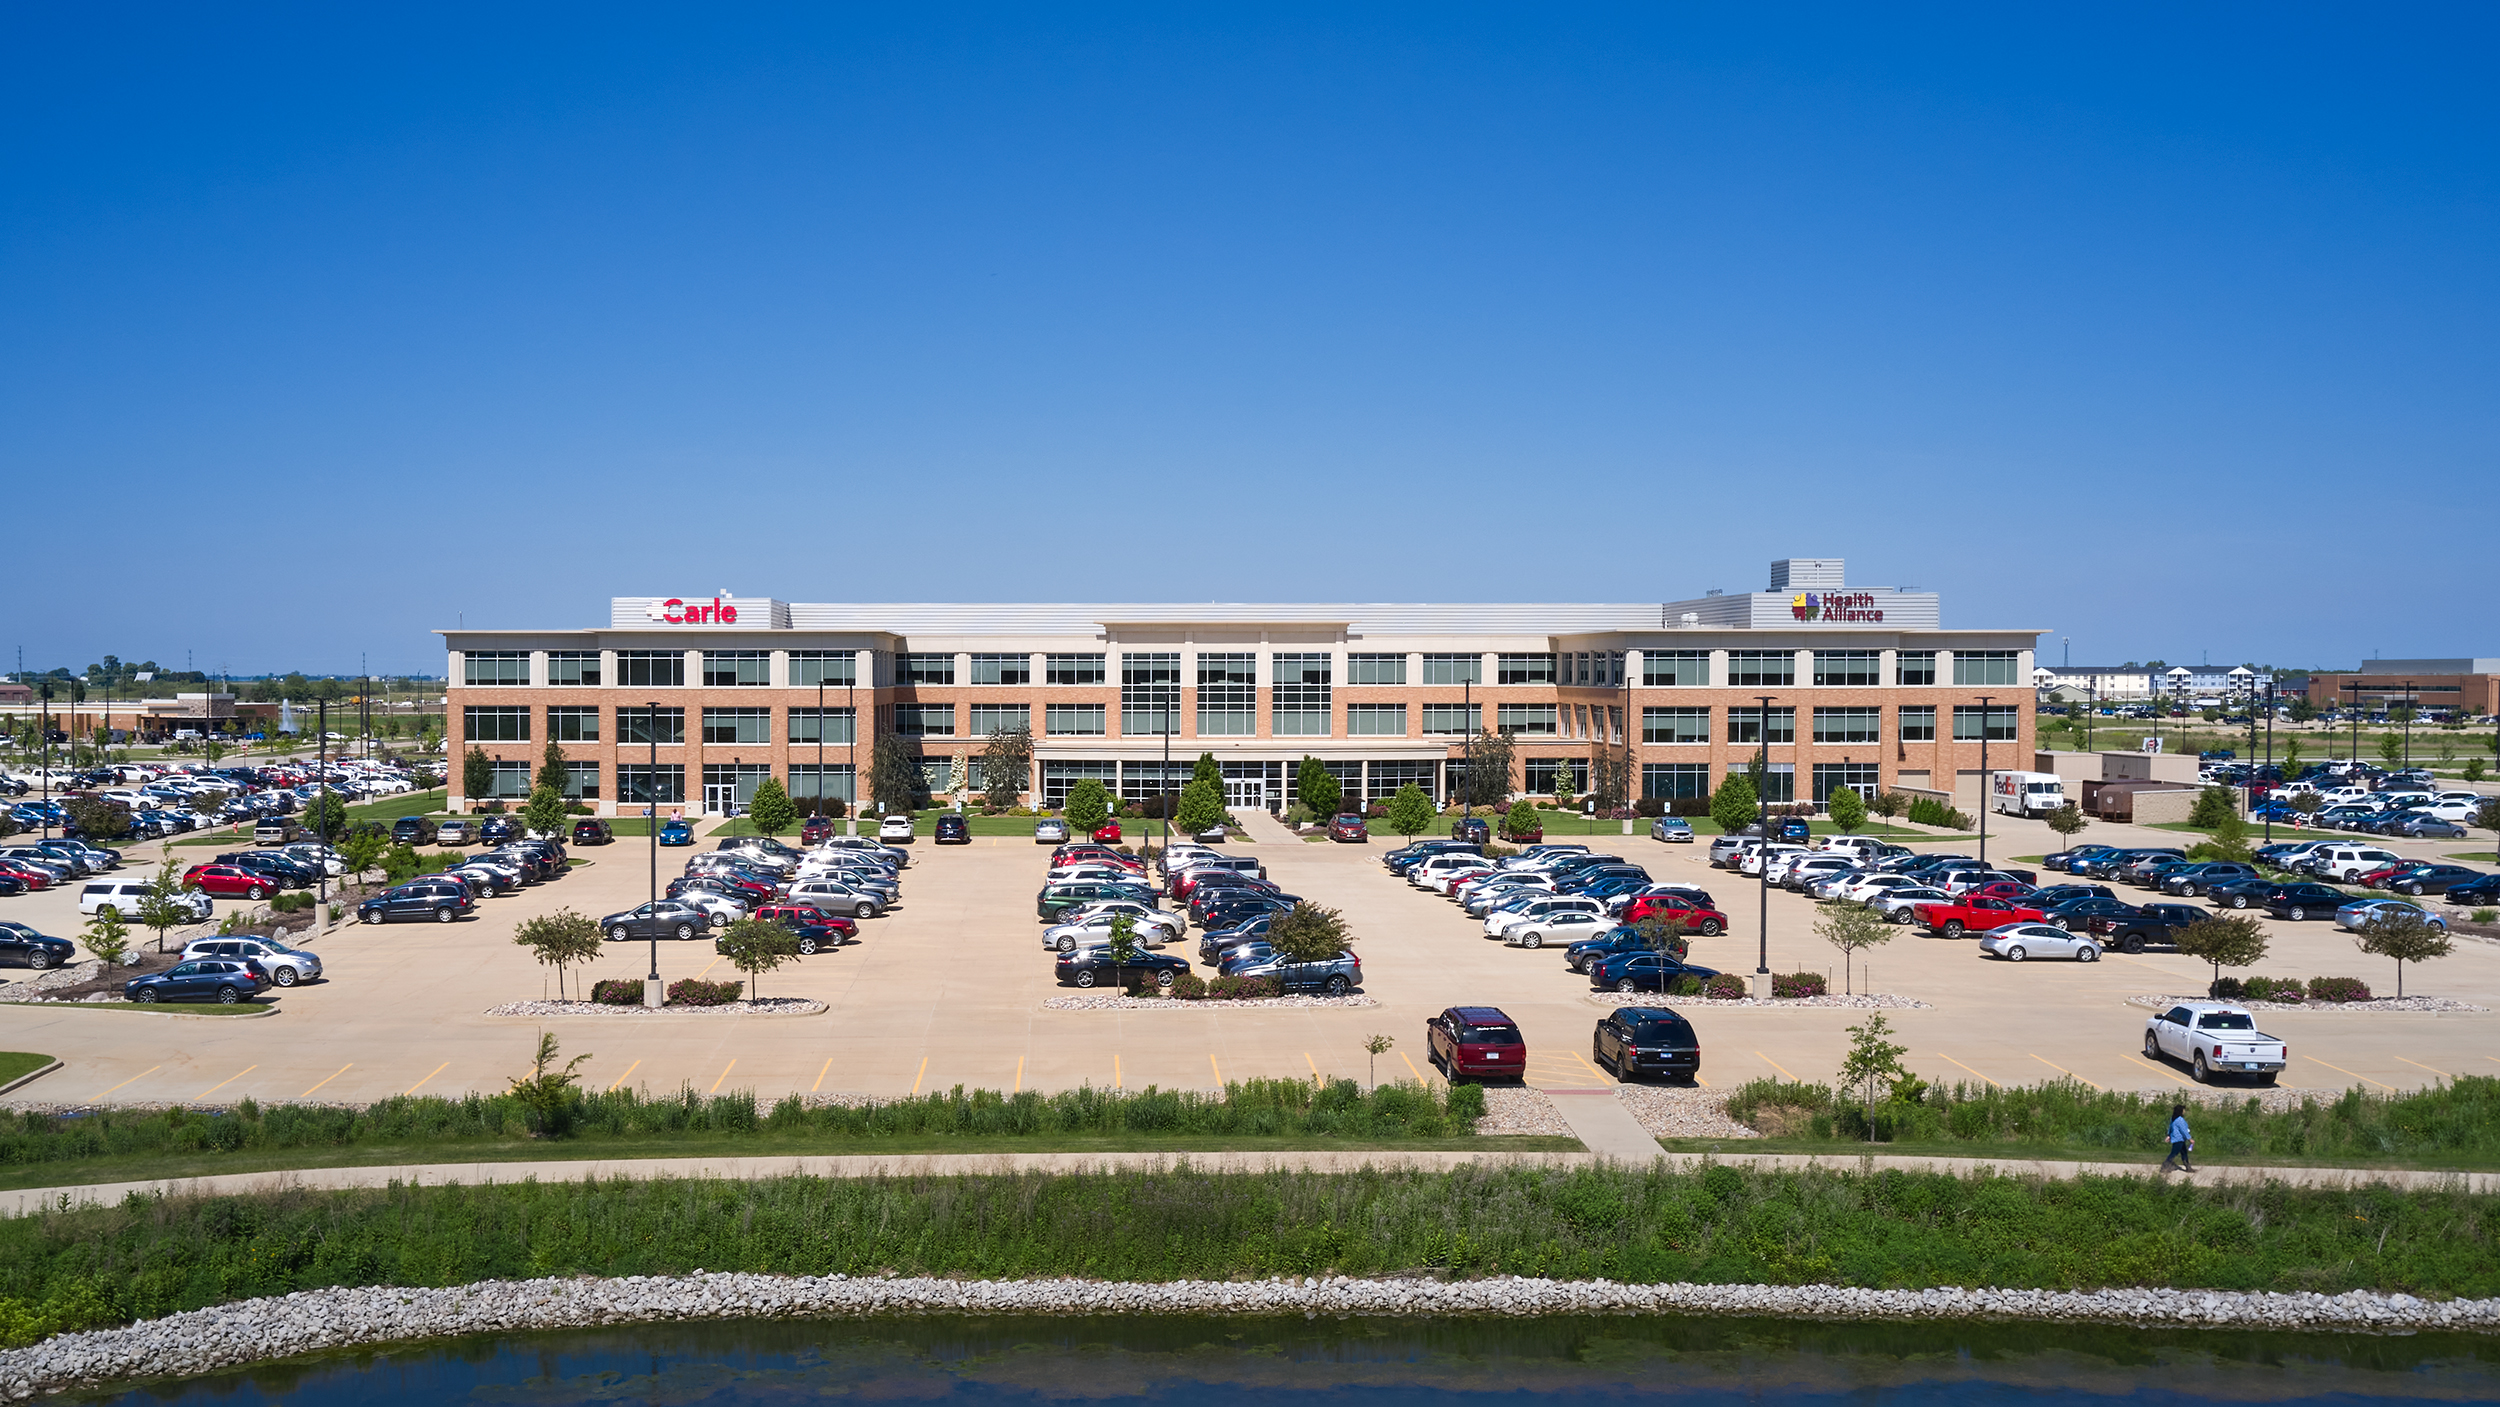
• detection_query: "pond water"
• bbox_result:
[72,1314,2500,1407]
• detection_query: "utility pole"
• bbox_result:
[646,701,662,1008]
[315,699,330,937]
[2261,680,2275,846]
[1975,694,1994,871]
[1754,694,1775,981]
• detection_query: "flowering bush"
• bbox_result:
[1772,971,1828,998]
[2305,976,2373,1003]
[2240,975,2309,1002]
[1703,973,1749,1000]
[590,980,644,1005]
[666,978,744,1007]
[1168,969,1207,999]
[1202,975,1280,1000]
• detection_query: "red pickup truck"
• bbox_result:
[1913,893,2045,937]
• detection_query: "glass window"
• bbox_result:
[1898,705,1936,741]
[548,706,601,743]
[462,706,529,743]
[1496,653,1554,685]
[1641,762,1710,800]
[702,764,773,810]
[616,651,686,689]
[788,707,855,745]
[1040,760,1116,810]
[702,650,770,687]
[1757,763,1796,804]
[1120,653,1181,736]
[561,761,600,800]
[1642,650,1707,687]
[1895,651,1937,687]
[1197,653,1257,736]
[462,652,529,686]
[1497,703,1557,736]
[1642,706,1710,744]
[1045,703,1106,736]
[1727,707,1796,745]
[1523,759,1585,795]
[1813,651,1881,687]
[1348,653,1407,685]
[1953,705,2021,741]
[701,707,771,745]
[903,653,956,686]
[1422,653,1482,685]
[546,651,600,687]
[1047,653,1107,685]
[968,703,1031,736]
[1813,763,1882,805]
[1952,651,2021,687]
[1727,650,1795,688]
[1812,707,1881,744]
[617,707,685,746]
[1347,704,1407,736]
[1422,703,1478,735]
[790,651,855,687]
[969,653,1031,686]
[894,703,955,737]
[486,760,532,798]
[1271,653,1331,736]
[787,763,856,806]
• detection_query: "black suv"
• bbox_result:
[935,815,970,844]
[572,818,614,845]
[357,879,475,925]
[391,815,438,845]
[1592,1006,1700,1083]
[479,816,521,844]
[0,921,75,970]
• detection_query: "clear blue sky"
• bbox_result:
[5,4,2492,677]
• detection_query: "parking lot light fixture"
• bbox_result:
[2262,680,2275,846]
[646,700,661,1008]
[1976,693,1993,872]
[1754,693,1774,978]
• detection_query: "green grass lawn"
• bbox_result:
[173,787,450,844]
[0,1052,55,1086]
[1651,1133,2500,1174]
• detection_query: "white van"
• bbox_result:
[1992,771,2069,818]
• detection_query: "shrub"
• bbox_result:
[666,978,744,1007]
[1771,971,1828,998]
[2306,976,2373,1003]
[1204,975,1280,1000]
[1905,797,1972,829]
[1669,796,1713,818]
[2240,975,2307,1002]
[2474,908,2499,925]
[1444,1081,1487,1120]
[2211,975,2244,999]
[1703,973,1748,1000]
[477,800,506,814]
[1668,975,1705,996]
[1633,797,1663,817]
[590,980,644,1006]
[1168,969,1207,1000]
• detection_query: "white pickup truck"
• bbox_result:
[2143,1001,2286,1085]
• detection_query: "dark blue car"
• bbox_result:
[1775,817,1812,843]
[1589,950,1721,993]
[124,957,272,1004]
[658,819,695,846]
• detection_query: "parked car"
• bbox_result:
[658,819,696,846]
[1053,946,1191,989]
[1592,1006,1700,1083]
[2392,815,2468,839]
[1588,950,1722,993]
[1043,904,1186,952]
[1033,818,1069,844]
[1617,892,1729,935]
[1648,816,1695,843]
[179,936,322,986]
[572,818,615,846]
[1504,818,1544,843]
[935,815,971,844]
[390,815,438,845]
[124,957,271,1005]
[477,816,521,844]
[1327,814,1368,843]
[1912,894,2045,938]
[435,819,478,845]
[1501,908,1613,950]
[0,922,74,970]
[1974,921,2100,962]
[1449,817,1491,845]
[1089,820,1122,844]
[1036,880,1156,922]
[2263,883,2358,921]
[2444,873,2500,906]
[182,864,277,900]
[1426,1006,1526,1081]
[750,902,859,941]
[252,817,302,845]
[599,899,716,942]
[2143,1002,2285,1084]
[800,815,836,845]
[1228,950,1363,994]
[2159,863,2259,898]
[2335,898,2447,935]
[356,879,476,924]
[880,814,918,842]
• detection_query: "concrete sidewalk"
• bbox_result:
[9,1147,2491,1217]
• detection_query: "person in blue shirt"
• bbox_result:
[2160,1103,2194,1173]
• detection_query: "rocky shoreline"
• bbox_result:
[5,1271,2493,1401]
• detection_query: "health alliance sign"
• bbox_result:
[1790,591,1886,623]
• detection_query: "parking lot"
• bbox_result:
[3,805,2496,1112]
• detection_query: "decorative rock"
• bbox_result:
[2126,993,2486,1014]
[1041,994,1379,1011]
[1587,991,1930,1010]
[481,998,827,1018]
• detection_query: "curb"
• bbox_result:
[0,1061,62,1097]
[0,1002,280,1020]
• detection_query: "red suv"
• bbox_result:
[751,902,859,939]
[1427,1006,1526,1082]
[1328,814,1368,843]
[1619,892,1726,934]
[184,863,277,900]
[801,815,836,846]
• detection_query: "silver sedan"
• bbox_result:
[1977,922,2100,963]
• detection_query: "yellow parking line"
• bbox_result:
[1695,1073,1710,1087]
[1015,1055,1025,1093]
[404,1062,449,1095]
[1399,1050,1424,1084]
[1304,1052,1320,1083]
[2302,1054,2397,1091]
[812,1058,832,1093]
[95,1065,161,1098]
[195,1065,256,1100]
[697,957,721,979]
[1754,1050,1798,1081]
[1208,1053,1223,1088]
[1933,1052,2001,1087]
[911,1056,927,1096]
[607,1058,641,1091]
[2394,1056,2451,1080]
[2122,1054,2192,1087]
[708,1058,736,1094]
[1571,1049,1611,1082]
[2029,1054,2098,1089]
[301,1064,352,1098]
[1114,1054,1124,1090]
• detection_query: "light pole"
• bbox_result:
[1753,694,1774,980]
[38,683,52,839]
[1975,694,1994,872]
[646,700,661,1008]
[1461,677,1473,829]
[816,674,826,832]
[846,664,858,836]
[2261,681,2275,846]
[2402,682,2415,768]
[315,698,330,932]
[2344,682,2362,767]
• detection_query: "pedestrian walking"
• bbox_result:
[2159,1102,2195,1173]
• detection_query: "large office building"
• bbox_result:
[438,559,2040,817]
[2304,660,2500,720]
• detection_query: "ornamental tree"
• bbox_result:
[512,908,603,1001]
[1383,783,1433,840]
[1175,777,1227,836]
[1710,772,1759,835]
[2351,910,2454,998]
[1296,756,1341,818]
[1063,778,1112,833]
[715,916,803,1001]
[1815,900,1894,995]
[746,777,799,838]
[2174,915,2270,998]
[1827,787,1868,834]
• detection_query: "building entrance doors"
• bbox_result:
[1223,778,1265,812]
[703,782,740,816]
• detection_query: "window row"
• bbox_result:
[1635,704,2019,745]
[464,650,861,689]
[467,705,858,746]
[1630,649,2019,688]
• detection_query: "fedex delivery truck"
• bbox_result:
[1992,771,2068,818]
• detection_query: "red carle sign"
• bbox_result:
[648,597,739,624]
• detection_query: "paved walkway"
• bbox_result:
[8,1147,2491,1216]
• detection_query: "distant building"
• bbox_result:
[2305,660,2500,719]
